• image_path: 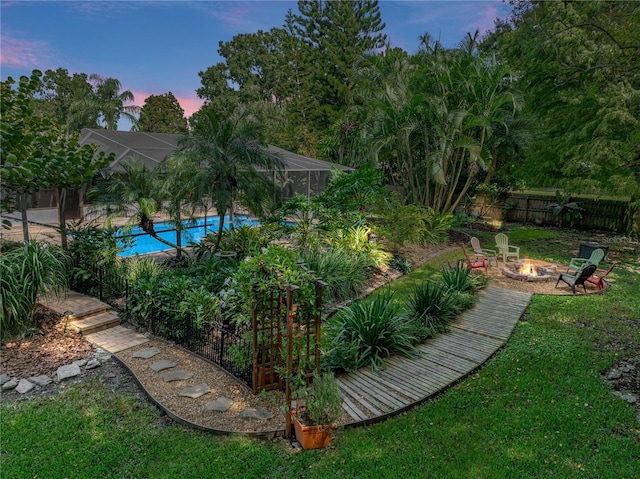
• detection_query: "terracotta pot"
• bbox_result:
[292,412,337,450]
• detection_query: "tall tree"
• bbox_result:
[35,68,95,132]
[178,107,283,252]
[293,0,388,131]
[136,92,188,134]
[489,0,640,197]
[1,71,111,242]
[68,75,140,131]
[354,37,523,214]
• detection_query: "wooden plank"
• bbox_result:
[344,372,410,409]
[358,369,422,401]
[428,335,501,363]
[339,391,368,422]
[337,378,384,416]
[338,377,395,413]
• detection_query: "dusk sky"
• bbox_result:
[1,1,511,129]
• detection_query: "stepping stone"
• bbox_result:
[28,375,53,387]
[179,383,211,399]
[150,360,177,372]
[57,363,82,381]
[2,378,18,390]
[0,374,10,386]
[85,359,102,370]
[205,396,234,412]
[73,359,88,368]
[239,407,274,420]
[133,347,162,359]
[15,379,35,394]
[162,370,193,382]
[93,349,112,362]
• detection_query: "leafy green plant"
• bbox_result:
[305,372,343,425]
[324,225,391,268]
[326,289,416,371]
[389,254,413,274]
[548,190,583,227]
[405,280,458,340]
[373,197,453,249]
[124,256,164,282]
[0,241,69,337]
[299,247,369,303]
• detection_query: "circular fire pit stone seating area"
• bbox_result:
[502,259,558,282]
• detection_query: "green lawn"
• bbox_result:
[2,226,639,479]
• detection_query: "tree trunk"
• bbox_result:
[19,193,30,242]
[58,188,68,248]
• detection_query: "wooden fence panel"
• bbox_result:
[469,193,631,232]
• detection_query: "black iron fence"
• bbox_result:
[139,307,254,388]
[70,260,128,312]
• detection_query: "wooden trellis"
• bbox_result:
[250,266,325,404]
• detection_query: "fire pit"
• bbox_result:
[502,259,558,282]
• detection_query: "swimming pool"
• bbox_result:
[117,215,259,257]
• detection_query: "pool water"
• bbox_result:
[117,215,259,257]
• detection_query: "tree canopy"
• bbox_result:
[486,0,640,198]
[136,92,188,134]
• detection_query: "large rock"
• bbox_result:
[1,378,18,390]
[28,375,53,387]
[85,359,102,370]
[179,383,211,399]
[0,374,10,386]
[239,407,274,420]
[57,363,82,381]
[15,379,35,394]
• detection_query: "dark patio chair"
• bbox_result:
[586,262,616,291]
[555,264,597,295]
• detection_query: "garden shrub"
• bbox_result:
[324,225,391,268]
[389,254,413,274]
[0,241,69,337]
[372,197,453,248]
[326,289,416,371]
[440,263,487,312]
[405,280,458,340]
[299,247,370,303]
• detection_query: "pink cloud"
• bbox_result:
[174,95,204,118]
[0,34,49,68]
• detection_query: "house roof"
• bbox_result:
[79,129,352,173]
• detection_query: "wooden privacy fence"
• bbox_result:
[469,192,634,232]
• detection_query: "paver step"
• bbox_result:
[71,312,120,335]
[39,291,112,320]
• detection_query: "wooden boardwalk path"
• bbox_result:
[336,286,532,427]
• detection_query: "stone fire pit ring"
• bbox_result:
[502,259,558,282]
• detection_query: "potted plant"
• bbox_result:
[292,372,343,450]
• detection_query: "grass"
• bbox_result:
[2,226,639,478]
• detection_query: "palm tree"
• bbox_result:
[88,159,183,253]
[178,107,283,253]
[68,75,139,131]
